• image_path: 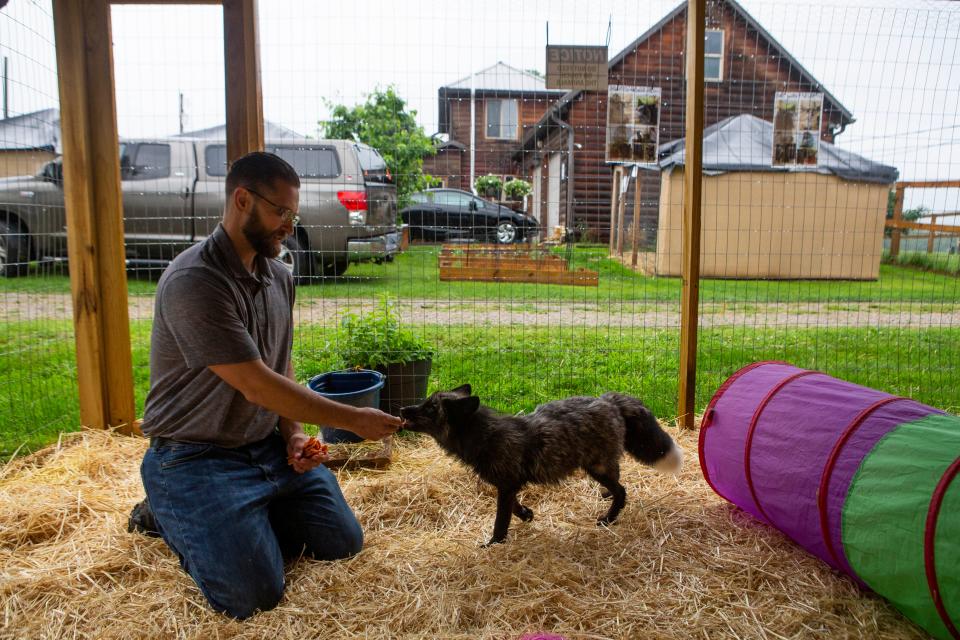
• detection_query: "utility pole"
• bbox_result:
[178,91,185,134]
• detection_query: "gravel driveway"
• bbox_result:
[2,293,958,329]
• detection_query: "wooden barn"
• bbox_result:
[516,0,855,243]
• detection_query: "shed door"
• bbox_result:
[547,153,561,234]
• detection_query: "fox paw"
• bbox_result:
[515,505,534,522]
[596,515,619,527]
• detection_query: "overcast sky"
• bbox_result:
[1,0,958,210]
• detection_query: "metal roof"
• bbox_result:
[0,108,60,152]
[658,114,896,184]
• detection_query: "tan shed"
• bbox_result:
[655,115,898,280]
[0,108,59,178]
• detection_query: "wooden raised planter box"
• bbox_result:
[438,245,599,286]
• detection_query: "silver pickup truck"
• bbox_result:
[0,137,398,281]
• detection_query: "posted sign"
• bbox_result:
[772,92,824,166]
[605,85,661,165]
[546,45,608,91]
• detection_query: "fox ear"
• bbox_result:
[442,396,480,421]
[450,384,472,397]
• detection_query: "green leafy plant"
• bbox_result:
[322,86,437,208]
[474,174,503,196]
[337,296,434,368]
[503,178,532,199]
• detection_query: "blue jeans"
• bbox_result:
[140,431,363,619]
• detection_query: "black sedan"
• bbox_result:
[401,188,539,244]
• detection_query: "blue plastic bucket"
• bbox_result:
[307,369,385,444]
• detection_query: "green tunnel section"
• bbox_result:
[843,414,960,640]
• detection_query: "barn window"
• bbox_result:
[486,99,518,140]
[705,29,724,81]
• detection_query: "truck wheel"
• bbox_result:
[0,220,30,277]
[280,233,314,285]
[318,253,348,277]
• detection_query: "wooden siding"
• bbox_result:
[440,93,560,188]
[558,2,848,243]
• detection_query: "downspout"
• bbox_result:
[549,107,574,261]
[469,74,476,193]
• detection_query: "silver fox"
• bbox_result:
[400,385,683,545]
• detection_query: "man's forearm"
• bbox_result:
[278,361,305,441]
[235,362,363,429]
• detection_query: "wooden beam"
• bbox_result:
[609,167,622,254]
[631,173,642,267]
[889,185,905,257]
[678,0,706,430]
[52,0,136,433]
[885,219,960,234]
[896,180,960,189]
[223,0,263,163]
[616,175,627,256]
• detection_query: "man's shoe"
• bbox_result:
[127,498,161,537]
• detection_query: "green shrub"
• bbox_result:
[503,178,532,199]
[474,174,503,196]
[337,296,435,368]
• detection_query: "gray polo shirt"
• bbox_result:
[141,224,295,447]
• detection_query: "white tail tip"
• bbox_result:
[654,443,684,474]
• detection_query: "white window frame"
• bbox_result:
[704,29,724,82]
[485,99,519,140]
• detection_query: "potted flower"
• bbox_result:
[337,296,434,416]
[474,174,503,199]
[503,178,532,201]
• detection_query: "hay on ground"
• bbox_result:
[0,426,927,639]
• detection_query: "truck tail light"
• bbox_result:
[337,191,367,225]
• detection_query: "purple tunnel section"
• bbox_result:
[698,361,943,583]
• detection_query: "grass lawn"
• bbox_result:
[3,319,959,458]
[2,244,958,304]
[2,245,957,457]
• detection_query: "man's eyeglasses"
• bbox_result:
[245,187,300,226]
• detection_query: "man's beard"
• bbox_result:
[241,206,284,259]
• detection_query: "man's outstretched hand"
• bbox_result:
[348,407,403,441]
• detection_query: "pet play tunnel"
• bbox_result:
[698,361,959,640]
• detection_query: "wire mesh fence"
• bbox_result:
[0,0,958,458]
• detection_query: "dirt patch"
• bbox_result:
[2,293,959,329]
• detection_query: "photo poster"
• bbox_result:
[772,92,824,167]
[606,85,661,166]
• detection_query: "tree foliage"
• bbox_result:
[885,190,927,236]
[322,87,436,207]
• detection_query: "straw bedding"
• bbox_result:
[0,426,926,640]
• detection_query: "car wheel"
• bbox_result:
[280,233,314,285]
[496,219,518,244]
[318,253,348,277]
[0,220,30,277]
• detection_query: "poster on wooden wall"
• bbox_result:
[605,85,661,166]
[772,92,824,166]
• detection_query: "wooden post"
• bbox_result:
[631,172,642,267]
[889,184,905,258]
[223,0,264,163]
[609,167,622,254]
[927,213,938,253]
[678,0,706,430]
[52,0,136,433]
[616,175,627,256]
